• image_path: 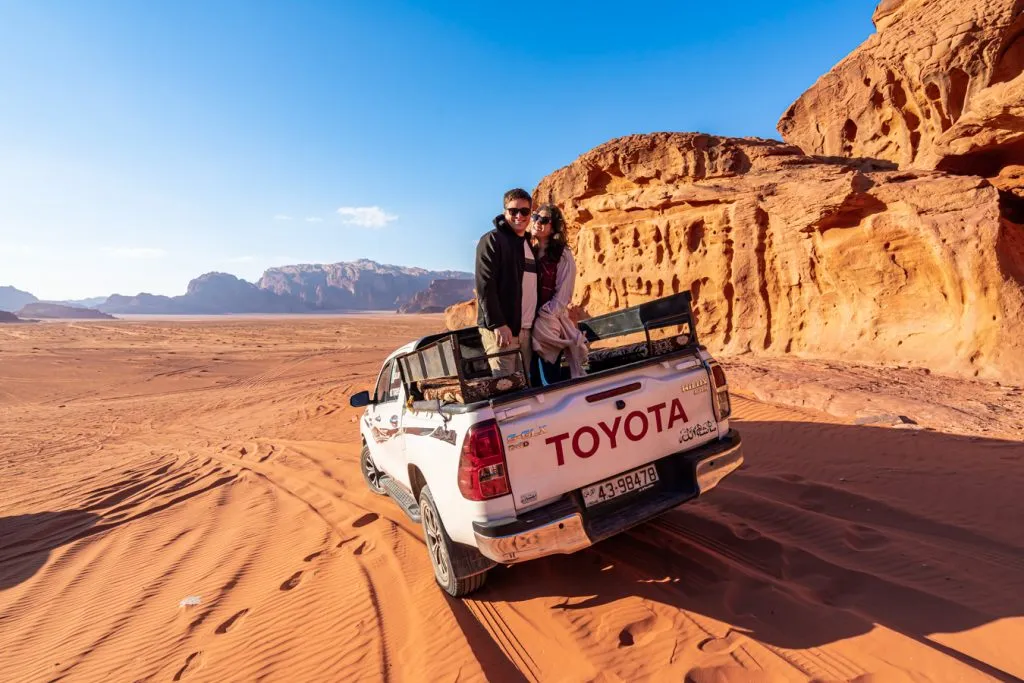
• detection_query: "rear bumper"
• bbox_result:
[473,429,744,564]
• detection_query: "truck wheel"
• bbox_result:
[360,445,387,496]
[419,486,487,597]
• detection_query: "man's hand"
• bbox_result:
[495,325,513,348]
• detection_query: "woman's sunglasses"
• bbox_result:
[531,214,552,225]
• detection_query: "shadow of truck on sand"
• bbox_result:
[472,420,1024,680]
[0,510,100,591]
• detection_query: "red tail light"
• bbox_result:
[709,361,732,420]
[457,419,510,501]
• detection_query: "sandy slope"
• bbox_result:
[1,316,1022,682]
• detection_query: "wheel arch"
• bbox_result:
[408,464,428,503]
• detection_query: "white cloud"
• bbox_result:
[101,247,166,259]
[274,214,293,221]
[305,216,323,223]
[336,206,398,228]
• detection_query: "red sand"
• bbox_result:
[1,316,1021,681]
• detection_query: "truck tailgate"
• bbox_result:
[496,357,719,511]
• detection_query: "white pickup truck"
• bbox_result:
[349,292,744,596]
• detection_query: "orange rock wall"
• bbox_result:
[778,0,1024,210]
[532,133,1024,383]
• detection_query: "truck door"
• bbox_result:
[369,361,409,488]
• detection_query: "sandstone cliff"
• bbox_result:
[778,0,1024,214]
[523,132,1024,383]
[447,1,1024,385]
[397,279,475,314]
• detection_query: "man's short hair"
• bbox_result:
[503,188,531,207]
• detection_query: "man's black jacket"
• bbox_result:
[475,215,528,335]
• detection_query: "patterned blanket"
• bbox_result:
[586,334,690,370]
[416,373,527,404]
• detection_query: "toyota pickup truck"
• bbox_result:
[349,291,743,596]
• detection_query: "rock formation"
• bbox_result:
[444,299,477,330]
[0,286,37,312]
[95,261,471,315]
[397,279,475,314]
[259,260,472,311]
[100,273,305,314]
[16,303,116,319]
[445,0,1024,384]
[778,0,1024,214]
[520,132,1024,383]
[0,310,21,323]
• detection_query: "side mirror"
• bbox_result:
[349,390,372,408]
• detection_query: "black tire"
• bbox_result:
[360,444,387,496]
[418,486,488,597]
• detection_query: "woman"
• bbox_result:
[528,204,587,384]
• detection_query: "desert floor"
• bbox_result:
[1,316,1022,682]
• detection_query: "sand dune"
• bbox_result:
[1,316,1021,682]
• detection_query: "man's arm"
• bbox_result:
[475,232,507,330]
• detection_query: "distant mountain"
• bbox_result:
[100,272,307,314]
[258,259,472,310]
[9,260,474,316]
[100,292,178,314]
[397,279,475,314]
[18,303,116,319]
[0,310,21,323]
[54,297,108,309]
[0,286,37,312]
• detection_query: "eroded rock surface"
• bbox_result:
[526,133,1024,383]
[778,0,1024,204]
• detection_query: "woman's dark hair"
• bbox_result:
[533,203,566,263]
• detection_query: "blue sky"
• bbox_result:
[0,0,878,300]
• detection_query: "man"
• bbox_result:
[475,187,538,380]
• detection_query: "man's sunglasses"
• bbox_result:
[505,207,531,217]
[531,214,551,225]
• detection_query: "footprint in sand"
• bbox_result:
[303,550,324,562]
[353,541,368,556]
[336,537,355,549]
[617,612,664,648]
[732,523,763,541]
[843,524,890,551]
[352,512,379,528]
[698,630,747,655]
[280,571,304,591]
[215,608,250,635]
[173,651,204,681]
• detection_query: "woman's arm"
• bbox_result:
[552,248,576,308]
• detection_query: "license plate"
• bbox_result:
[581,464,659,507]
